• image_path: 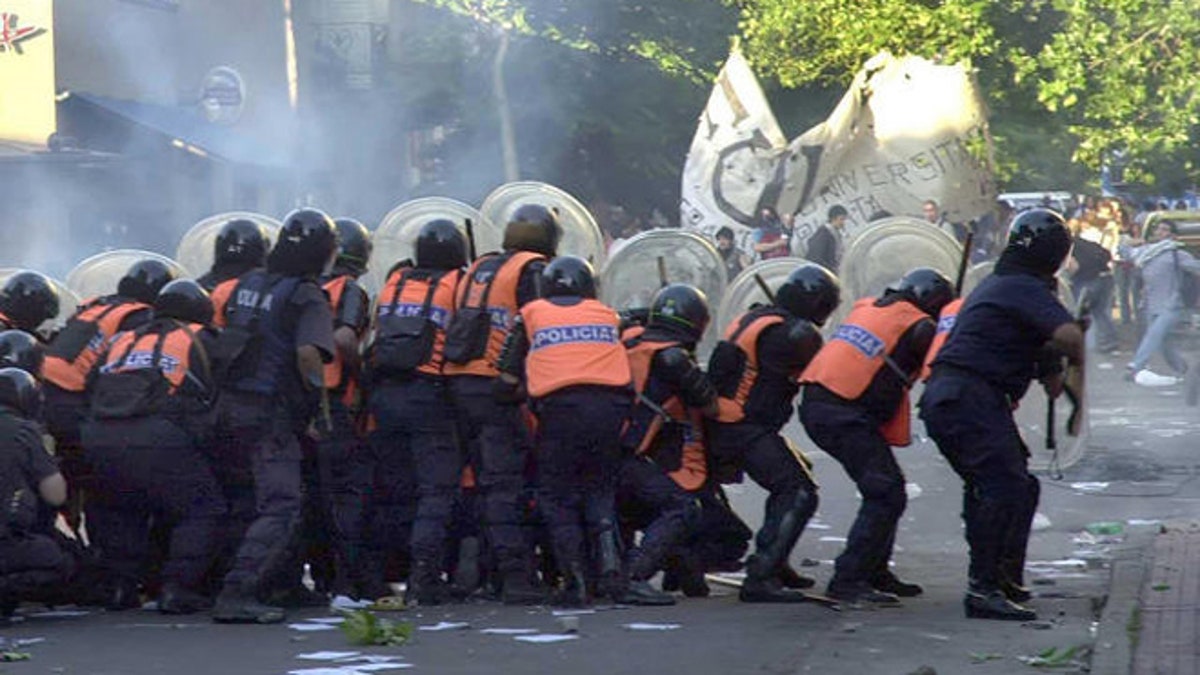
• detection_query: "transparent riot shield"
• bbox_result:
[715,257,816,333]
[66,250,188,303]
[0,268,80,336]
[174,212,281,278]
[367,198,498,296]
[480,182,606,267]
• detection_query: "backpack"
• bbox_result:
[443,256,505,365]
[369,270,443,375]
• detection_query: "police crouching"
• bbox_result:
[708,264,837,602]
[800,267,953,607]
[82,280,225,614]
[920,209,1084,621]
[495,256,633,606]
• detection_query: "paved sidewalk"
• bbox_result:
[1131,523,1200,674]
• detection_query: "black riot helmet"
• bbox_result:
[649,283,710,343]
[0,330,43,378]
[332,218,373,278]
[0,367,41,419]
[214,218,270,270]
[268,208,338,277]
[502,204,561,257]
[155,279,214,325]
[0,271,60,332]
[775,264,841,326]
[891,267,955,317]
[542,256,596,299]
[416,219,468,270]
[118,260,178,304]
[1000,208,1072,277]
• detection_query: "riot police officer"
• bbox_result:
[197,218,271,293]
[617,283,717,605]
[0,367,71,621]
[709,264,837,602]
[0,271,61,337]
[442,204,556,604]
[496,256,633,606]
[800,267,952,606]
[368,219,467,605]
[297,217,373,602]
[210,209,336,624]
[83,280,225,614]
[0,330,47,375]
[43,260,175,530]
[920,209,1083,621]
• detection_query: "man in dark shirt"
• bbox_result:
[806,205,847,272]
[921,209,1083,621]
[1068,232,1118,352]
[211,209,337,624]
[0,368,72,620]
[800,269,952,606]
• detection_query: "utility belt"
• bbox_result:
[930,362,1018,410]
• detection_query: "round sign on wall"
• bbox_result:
[199,66,245,125]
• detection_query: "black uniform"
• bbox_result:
[0,410,73,613]
[212,271,335,607]
[920,272,1070,600]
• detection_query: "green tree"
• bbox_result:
[730,0,1200,191]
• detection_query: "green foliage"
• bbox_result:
[731,0,1200,189]
[340,610,414,647]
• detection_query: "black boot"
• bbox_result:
[778,564,816,590]
[406,562,447,607]
[826,578,901,607]
[500,568,543,606]
[620,579,676,606]
[159,584,213,615]
[740,554,811,603]
[212,584,286,624]
[554,564,588,607]
[869,570,923,597]
[105,578,141,611]
[964,584,1037,621]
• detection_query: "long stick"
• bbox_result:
[657,256,669,288]
[954,231,974,295]
[753,273,776,304]
[465,218,478,263]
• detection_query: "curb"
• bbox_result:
[1089,526,1157,675]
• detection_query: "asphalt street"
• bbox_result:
[4,329,1199,674]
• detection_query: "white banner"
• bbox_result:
[681,50,995,256]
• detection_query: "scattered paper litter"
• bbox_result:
[922,633,950,641]
[807,522,831,530]
[418,621,470,632]
[551,609,596,617]
[305,617,348,625]
[819,536,848,543]
[1070,482,1109,492]
[1128,518,1162,526]
[27,610,90,618]
[514,634,580,644]
[330,595,374,611]
[623,623,681,631]
[298,652,362,661]
[1032,513,1052,531]
[336,656,403,664]
[1028,559,1088,569]
[480,628,539,635]
[905,483,923,500]
[289,623,338,632]
[346,665,413,672]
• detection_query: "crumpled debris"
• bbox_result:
[969,652,1003,664]
[1032,513,1052,531]
[905,482,923,500]
[514,634,579,644]
[417,621,470,632]
[1069,482,1109,493]
[1016,644,1090,668]
[1,651,32,662]
[623,623,680,631]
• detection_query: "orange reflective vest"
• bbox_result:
[800,298,929,446]
[322,275,360,396]
[210,278,238,329]
[100,323,206,393]
[375,267,462,377]
[520,298,631,398]
[624,326,707,491]
[44,298,150,392]
[920,297,963,381]
[714,311,787,424]
[0,311,14,331]
[444,251,545,379]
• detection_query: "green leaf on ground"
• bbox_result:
[340,610,414,647]
[1152,583,1171,591]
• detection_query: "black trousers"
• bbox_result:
[0,533,75,608]
[801,401,906,586]
[711,422,818,569]
[534,389,628,575]
[449,376,530,574]
[616,454,696,581]
[212,392,304,593]
[83,417,225,592]
[920,371,1040,589]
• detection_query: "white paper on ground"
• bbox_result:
[288,623,338,632]
[480,628,539,635]
[550,609,595,617]
[28,610,91,618]
[905,483,923,500]
[350,665,414,672]
[1032,513,1052,531]
[418,621,470,631]
[329,596,374,611]
[514,634,580,643]
[1070,482,1110,492]
[305,617,348,625]
[819,536,848,543]
[298,652,362,661]
[336,656,403,664]
[623,623,681,631]
[1128,519,1162,526]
